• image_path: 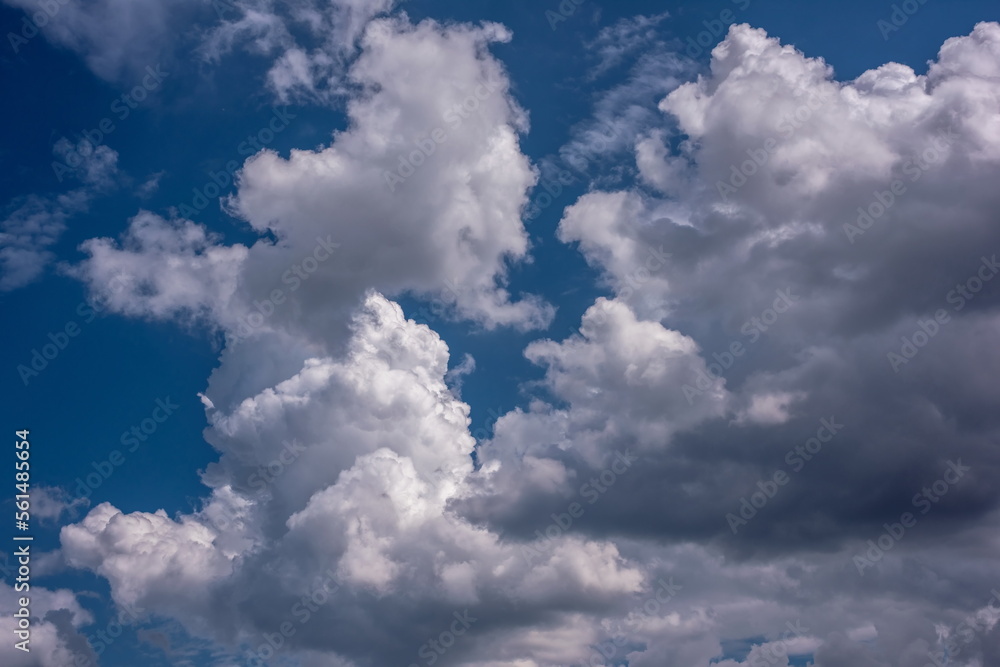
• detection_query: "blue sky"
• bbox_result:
[2,1,1000,666]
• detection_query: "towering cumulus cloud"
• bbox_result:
[62,293,645,667]
[71,16,551,354]
[54,10,1000,667]
[59,12,644,667]
[463,20,1000,667]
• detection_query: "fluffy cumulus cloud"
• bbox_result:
[226,16,550,332]
[57,11,642,667]
[71,14,550,361]
[542,21,1000,547]
[454,19,1000,667]
[61,293,646,666]
[53,12,1000,667]
[460,297,729,532]
[68,212,249,324]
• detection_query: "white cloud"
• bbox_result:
[54,14,1000,667]
[0,582,94,667]
[3,0,397,95]
[60,292,646,666]
[585,12,672,80]
[52,139,119,189]
[463,20,1000,667]
[136,171,165,199]
[73,15,551,348]
[68,212,249,325]
[0,195,75,292]
[1,0,200,82]
[0,140,118,291]
[61,502,235,624]
[30,485,90,523]
[541,17,694,194]
[202,0,400,102]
